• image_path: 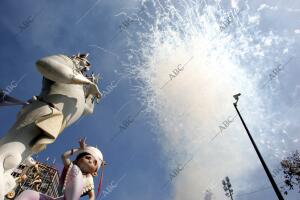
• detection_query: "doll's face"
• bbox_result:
[76,154,98,174]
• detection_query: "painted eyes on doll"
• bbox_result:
[84,155,97,166]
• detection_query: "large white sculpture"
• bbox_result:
[0,53,102,199]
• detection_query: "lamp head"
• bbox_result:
[233,93,241,101]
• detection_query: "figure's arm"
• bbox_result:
[83,94,96,115]
[36,54,101,98]
[61,138,87,166]
[61,148,80,167]
[88,190,95,200]
[83,73,103,115]
[36,54,90,84]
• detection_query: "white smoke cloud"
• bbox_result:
[257,4,278,12]
[123,0,295,199]
[230,0,239,9]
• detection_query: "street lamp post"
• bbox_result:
[233,93,284,200]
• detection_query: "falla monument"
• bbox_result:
[0,53,102,199]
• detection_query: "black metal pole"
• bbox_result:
[233,102,284,200]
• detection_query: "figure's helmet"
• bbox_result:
[70,53,91,72]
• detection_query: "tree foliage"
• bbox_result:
[280,150,300,195]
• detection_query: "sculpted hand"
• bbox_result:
[79,137,87,150]
[89,83,102,99]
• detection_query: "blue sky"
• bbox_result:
[0,0,300,200]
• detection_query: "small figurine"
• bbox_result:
[15,138,105,200]
[30,164,42,192]
[5,174,27,199]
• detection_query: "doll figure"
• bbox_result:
[15,138,105,200]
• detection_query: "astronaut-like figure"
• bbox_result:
[0,53,102,199]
